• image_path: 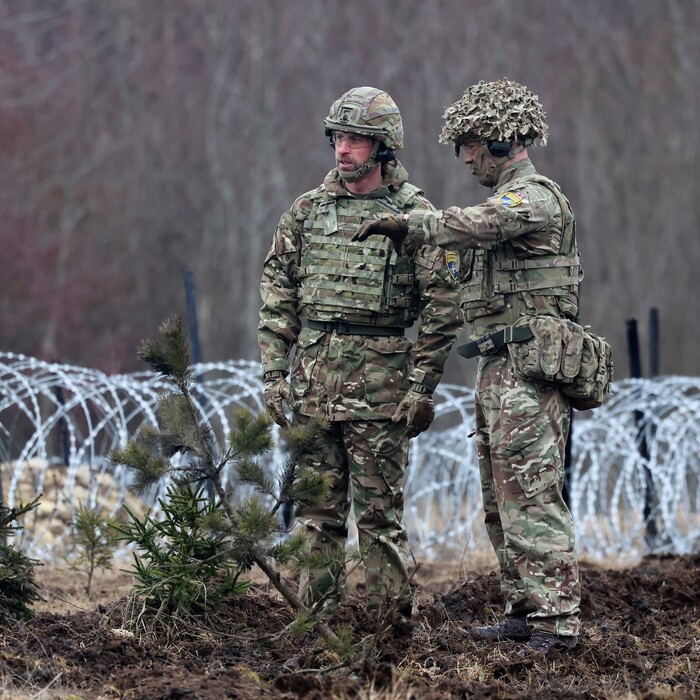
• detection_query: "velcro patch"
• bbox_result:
[445,251,459,281]
[500,192,524,207]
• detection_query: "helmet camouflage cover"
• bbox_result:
[439,77,549,148]
[324,86,404,151]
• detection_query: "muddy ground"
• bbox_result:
[1,553,699,699]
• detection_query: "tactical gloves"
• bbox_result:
[352,213,409,254]
[392,383,435,438]
[263,371,292,427]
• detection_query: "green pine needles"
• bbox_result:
[110,317,339,642]
[0,497,43,624]
[113,483,251,616]
[65,503,119,597]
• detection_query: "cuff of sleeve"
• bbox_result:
[406,209,429,233]
[407,368,439,393]
[262,359,288,374]
[409,382,431,395]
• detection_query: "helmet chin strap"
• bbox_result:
[337,141,381,183]
[478,142,524,188]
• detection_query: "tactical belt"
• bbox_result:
[307,319,405,337]
[457,325,534,359]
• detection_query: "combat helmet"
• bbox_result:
[324,86,404,151]
[439,78,548,157]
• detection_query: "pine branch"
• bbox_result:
[138,316,192,385]
[228,408,274,457]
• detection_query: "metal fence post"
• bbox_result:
[627,317,658,548]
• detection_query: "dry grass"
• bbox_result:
[3,550,699,699]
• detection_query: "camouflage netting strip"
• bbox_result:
[439,77,549,147]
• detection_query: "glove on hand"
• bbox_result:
[352,214,408,254]
[263,372,292,428]
[392,385,435,438]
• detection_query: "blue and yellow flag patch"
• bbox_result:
[445,251,459,281]
[499,191,524,207]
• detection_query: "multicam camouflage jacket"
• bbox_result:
[404,159,582,339]
[258,161,463,421]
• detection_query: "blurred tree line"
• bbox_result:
[0,0,697,383]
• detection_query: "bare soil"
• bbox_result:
[1,554,699,699]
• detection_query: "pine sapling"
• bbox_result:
[109,317,341,644]
[0,497,43,624]
[65,502,118,597]
[112,481,252,619]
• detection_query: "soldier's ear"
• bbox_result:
[486,140,511,158]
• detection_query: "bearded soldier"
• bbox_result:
[258,87,462,617]
[354,78,583,653]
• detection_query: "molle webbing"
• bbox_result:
[299,234,394,313]
[298,183,421,321]
[462,255,581,302]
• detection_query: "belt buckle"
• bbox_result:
[476,334,497,355]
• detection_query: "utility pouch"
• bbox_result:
[508,316,613,411]
[564,329,614,410]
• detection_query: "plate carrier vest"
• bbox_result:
[461,174,581,322]
[298,182,423,326]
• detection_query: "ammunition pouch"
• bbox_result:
[507,316,614,411]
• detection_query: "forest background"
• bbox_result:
[1,0,698,386]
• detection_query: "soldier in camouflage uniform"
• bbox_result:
[258,87,462,617]
[354,79,582,653]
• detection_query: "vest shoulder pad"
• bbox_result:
[390,182,423,209]
[292,185,325,222]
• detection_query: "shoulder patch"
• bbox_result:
[445,251,459,281]
[499,191,524,207]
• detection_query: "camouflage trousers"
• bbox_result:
[294,414,412,613]
[475,351,581,636]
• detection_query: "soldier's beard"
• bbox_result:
[337,141,380,183]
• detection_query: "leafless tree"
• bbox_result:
[0,0,697,378]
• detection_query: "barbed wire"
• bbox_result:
[1,352,698,562]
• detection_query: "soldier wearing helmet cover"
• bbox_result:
[258,87,462,617]
[354,78,583,653]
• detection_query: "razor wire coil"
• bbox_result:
[1,351,698,562]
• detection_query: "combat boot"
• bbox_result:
[522,630,579,655]
[472,615,531,641]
